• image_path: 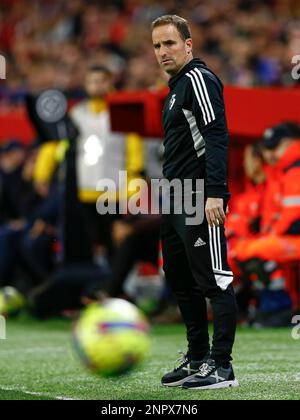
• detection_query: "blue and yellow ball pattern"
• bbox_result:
[73,299,151,377]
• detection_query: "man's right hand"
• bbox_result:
[205,197,226,227]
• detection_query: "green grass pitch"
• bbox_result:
[0,318,299,400]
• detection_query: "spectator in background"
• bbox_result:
[0,140,27,224]
[226,144,267,243]
[0,139,56,290]
[226,144,267,320]
[1,0,300,105]
[70,64,144,260]
[233,122,300,326]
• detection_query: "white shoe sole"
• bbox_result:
[184,379,239,390]
[162,372,200,387]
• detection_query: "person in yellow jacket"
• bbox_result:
[33,65,144,257]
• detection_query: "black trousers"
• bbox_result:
[161,205,237,365]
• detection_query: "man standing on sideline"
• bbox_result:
[152,15,238,390]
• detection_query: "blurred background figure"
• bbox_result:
[22,62,162,319]
[226,143,267,321]
[232,122,300,326]
[0,139,57,292]
[70,64,144,261]
[0,0,299,106]
[226,143,267,243]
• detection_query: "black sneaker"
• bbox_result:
[161,352,208,387]
[182,359,239,390]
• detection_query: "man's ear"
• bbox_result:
[186,38,193,54]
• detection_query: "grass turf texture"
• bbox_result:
[0,318,299,400]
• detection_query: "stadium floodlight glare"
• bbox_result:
[83,135,104,166]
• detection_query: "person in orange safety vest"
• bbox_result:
[226,144,267,277]
[226,144,267,241]
[233,122,300,291]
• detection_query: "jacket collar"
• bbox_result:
[168,58,207,89]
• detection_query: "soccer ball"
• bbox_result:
[0,286,26,317]
[73,298,151,377]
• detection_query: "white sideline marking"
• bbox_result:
[0,385,80,400]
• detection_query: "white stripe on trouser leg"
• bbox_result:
[209,227,216,270]
[214,269,234,276]
[212,227,219,270]
[216,226,222,270]
[214,274,233,291]
[209,227,233,290]
[209,226,221,270]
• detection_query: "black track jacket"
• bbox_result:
[162,58,230,200]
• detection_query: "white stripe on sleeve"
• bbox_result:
[195,68,216,122]
[190,70,212,124]
[186,73,208,125]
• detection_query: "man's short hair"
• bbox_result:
[151,15,192,41]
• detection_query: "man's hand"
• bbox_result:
[205,197,226,227]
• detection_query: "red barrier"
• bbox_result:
[107,86,300,139]
[0,107,34,143]
[224,86,300,139]
[108,90,163,137]
[0,86,299,142]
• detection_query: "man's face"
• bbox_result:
[262,138,291,166]
[262,148,277,166]
[85,71,112,98]
[152,24,193,76]
[243,146,262,180]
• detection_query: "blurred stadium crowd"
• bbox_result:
[1,0,300,106]
[0,0,300,326]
